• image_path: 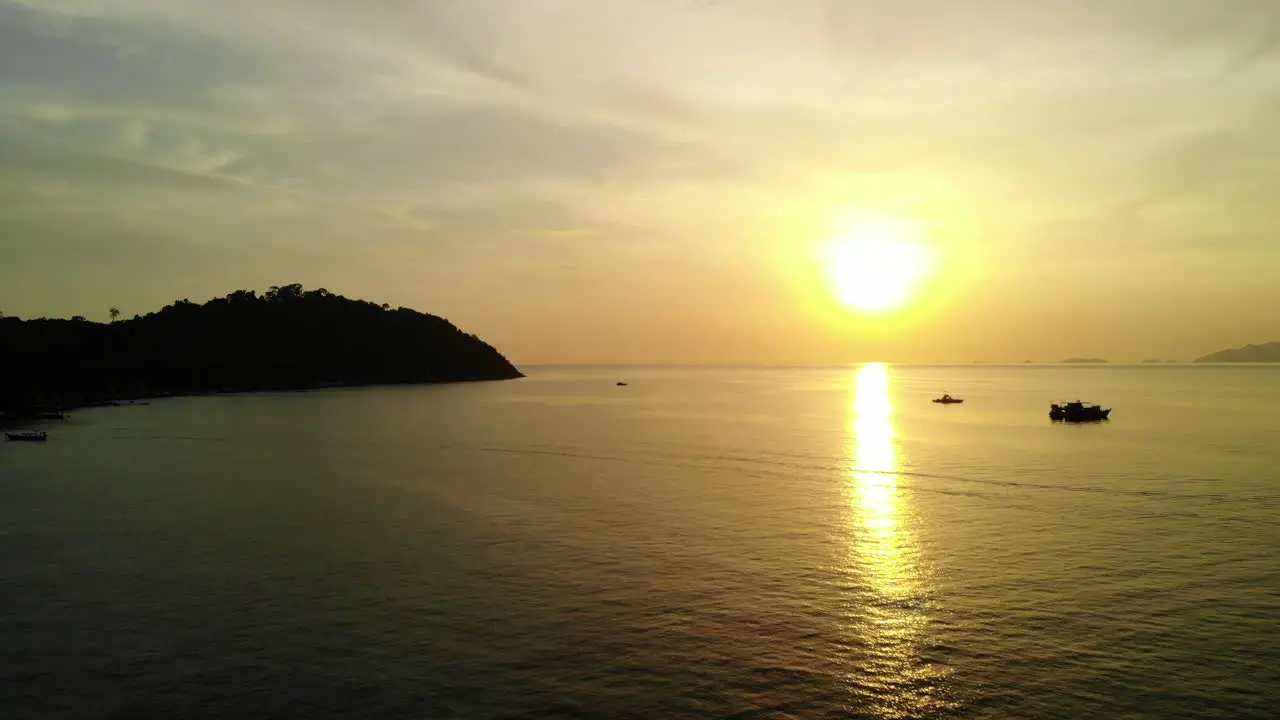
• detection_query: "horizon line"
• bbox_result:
[514,361,1279,368]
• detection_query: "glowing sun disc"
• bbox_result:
[828,235,925,312]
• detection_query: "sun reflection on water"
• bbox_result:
[850,363,914,597]
[843,363,951,718]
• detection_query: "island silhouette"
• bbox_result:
[1194,341,1280,363]
[1060,357,1108,364]
[0,284,522,419]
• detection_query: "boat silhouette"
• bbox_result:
[1050,401,1110,422]
[932,393,964,404]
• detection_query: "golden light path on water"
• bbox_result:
[844,363,951,718]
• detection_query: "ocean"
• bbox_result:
[1,365,1277,719]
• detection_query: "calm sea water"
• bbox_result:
[1,365,1277,719]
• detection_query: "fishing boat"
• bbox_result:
[1049,401,1110,422]
[932,393,964,404]
[5,430,49,442]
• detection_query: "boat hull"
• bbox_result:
[5,433,48,442]
[1050,402,1110,422]
[1061,414,1108,423]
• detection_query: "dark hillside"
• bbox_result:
[0,284,522,415]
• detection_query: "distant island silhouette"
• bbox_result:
[0,284,522,419]
[1193,341,1280,363]
[1060,357,1108,364]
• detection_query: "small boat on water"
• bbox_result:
[932,393,964,404]
[1050,401,1110,422]
[616,382,628,387]
[5,431,49,442]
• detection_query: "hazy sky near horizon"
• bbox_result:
[3,0,1279,364]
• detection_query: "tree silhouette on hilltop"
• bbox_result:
[0,284,522,415]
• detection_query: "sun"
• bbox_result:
[827,232,927,312]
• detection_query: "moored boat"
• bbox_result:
[933,393,963,404]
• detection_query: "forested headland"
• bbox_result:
[0,284,522,418]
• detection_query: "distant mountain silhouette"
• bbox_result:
[1193,341,1280,363]
[0,284,522,416]
[1060,357,1108,364]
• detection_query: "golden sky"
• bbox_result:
[2,1,1279,363]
